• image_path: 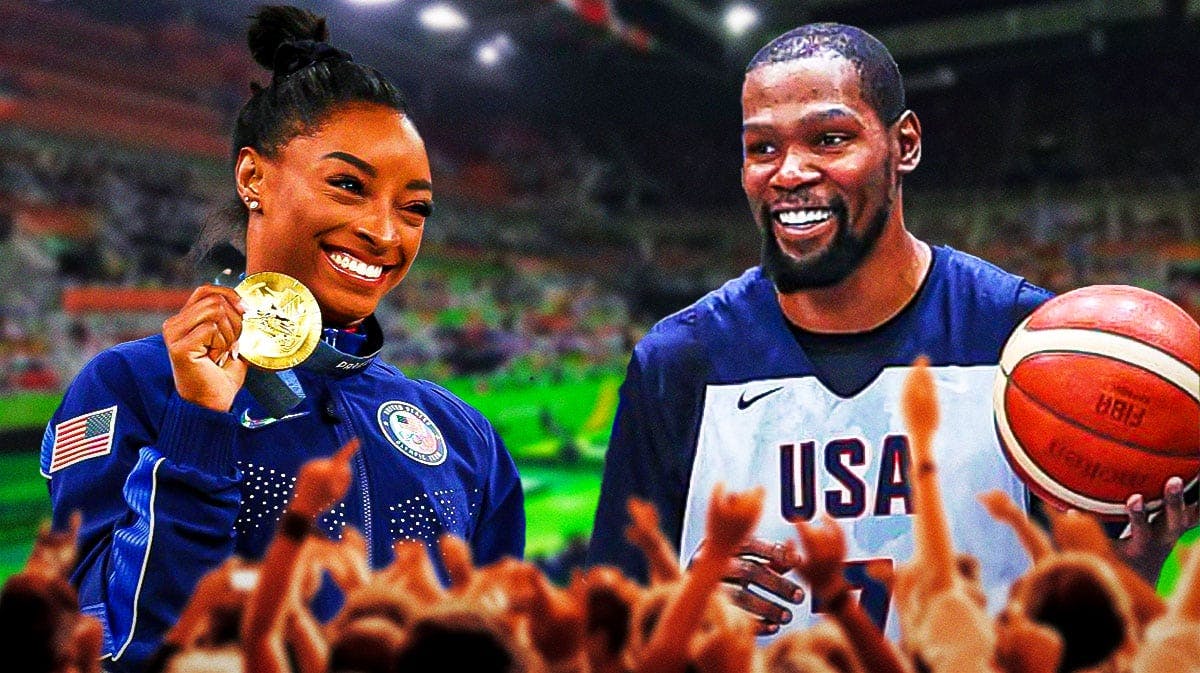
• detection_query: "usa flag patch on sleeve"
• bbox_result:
[49,406,117,473]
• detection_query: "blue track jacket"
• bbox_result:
[42,332,524,672]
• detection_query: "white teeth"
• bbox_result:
[328,251,383,279]
[777,209,831,226]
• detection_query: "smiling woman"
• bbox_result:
[38,6,524,672]
[238,104,432,327]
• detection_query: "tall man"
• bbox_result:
[587,23,1196,638]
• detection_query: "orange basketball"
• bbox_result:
[994,285,1200,519]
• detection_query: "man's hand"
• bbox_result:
[625,498,682,584]
[689,485,800,635]
[695,536,804,635]
[705,484,764,557]
[439,533,475,594]
[25,511,81,581]
[383,539,444,603]
[307,528,370,597]
[289,439,359,518]
[793,515,846,598]
[1117,475,1199,584]
[994,609,1064,673]
[526,568,586,665]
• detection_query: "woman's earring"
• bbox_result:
[244,195,260,211]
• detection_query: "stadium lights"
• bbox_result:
[723,4,758,37]
[476,34,513,67]
[419,3,468,32]
[477,43,501,66]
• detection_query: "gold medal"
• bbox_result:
[234,272,321,370]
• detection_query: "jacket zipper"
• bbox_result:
[355,449,373,564]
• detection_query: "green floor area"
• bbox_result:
[1157,525,1199,596]
[522,465,603,559]
[0,391,60,432]
[0,453,52,579]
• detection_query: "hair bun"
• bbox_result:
[273,40,353,78]
[246,5,329,70]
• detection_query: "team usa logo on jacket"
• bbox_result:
[377,401,447,466]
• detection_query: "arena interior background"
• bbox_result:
[0,0,1197,589]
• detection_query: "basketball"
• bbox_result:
[994,285,1200,519]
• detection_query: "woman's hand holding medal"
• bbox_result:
[163,284,249,412]
[163,271,321,412]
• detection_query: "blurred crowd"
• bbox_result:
[0,135,644,395]
[0,141,209,285]
[3,132,1199,396]
[0,136,215,393]
[375,256,637,385]
[4,366,1197,673]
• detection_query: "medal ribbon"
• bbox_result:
[213,272,382,417]
[242,317,382,417]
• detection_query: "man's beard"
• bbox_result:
[759,194,891,293]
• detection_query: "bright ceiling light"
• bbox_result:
[477,44,501,66]
[419,4,468,32]
[723,4,758,37]
[476,34,513,67]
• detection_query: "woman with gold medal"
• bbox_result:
[39,7,524,670]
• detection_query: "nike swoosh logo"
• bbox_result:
[239,410,311,429]
[737,386,783,410]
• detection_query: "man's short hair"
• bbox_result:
[747,23,906,125]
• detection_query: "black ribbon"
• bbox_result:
[244,318,383,418]
[212,271,380,418]
[273,39,353,79]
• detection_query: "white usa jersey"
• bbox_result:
[588,245,1053,641]
[683,366,1028,638]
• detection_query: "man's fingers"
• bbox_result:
[866,559,896,590]
[628,497,658,524]
[720,584,790,634]
[342,526,367,552]
[979,489,1021,520]
[726,557,805,603]
[1126,493,1150,550]
[794,520,815,550]
[738,538,798,571]
[1163,476,1187,534]
[334,438,360,465]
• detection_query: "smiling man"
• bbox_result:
[586,22,1194,640]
